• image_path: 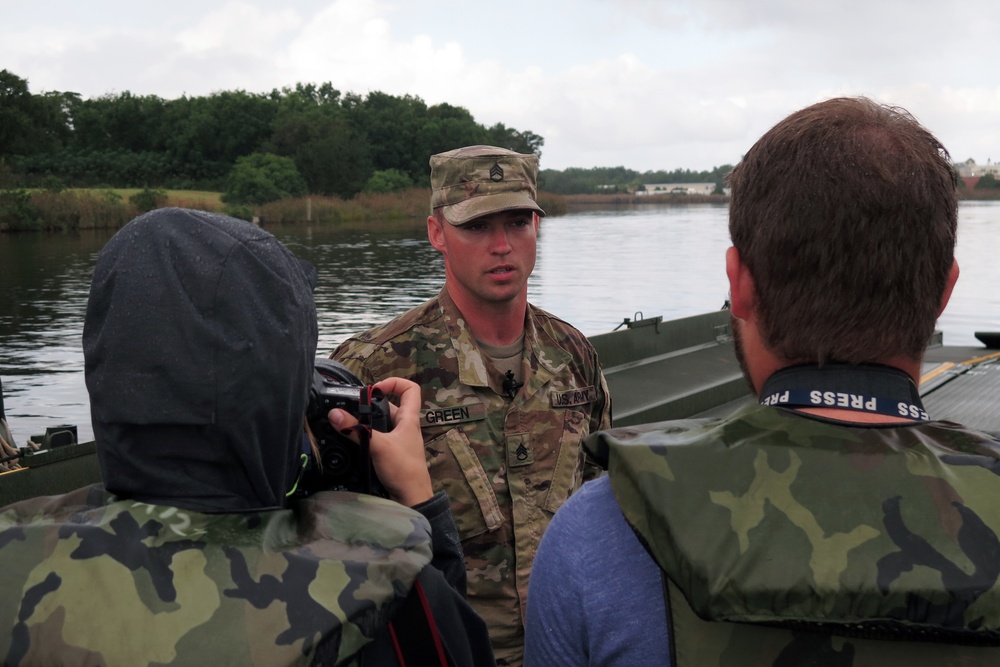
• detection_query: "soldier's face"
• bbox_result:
[429,209,538,306]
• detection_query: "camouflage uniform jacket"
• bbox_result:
[0,484,437,666]
[591,403,1000,665]
[332,286,612,665]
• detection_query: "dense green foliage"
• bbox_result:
[0,188,39,229]
[129,187,168,213]
[1,70,544,201]
[6,69,989,207]
[223,153,307,205]
[364,168,414,194]
[974,173,1000,189]
[2,68,742,202]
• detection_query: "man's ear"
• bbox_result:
[427,214,446,252]
[726,246,755,320]
[937,259,960,317]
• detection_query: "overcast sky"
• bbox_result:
[5,0,999,172]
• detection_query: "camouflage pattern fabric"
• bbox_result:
[590,403,1000,665]
[332,286,611,666]
[0,484,434,666]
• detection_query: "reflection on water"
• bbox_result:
[1,202,998,445]
[531,204,732,334]
[276,220,444,354]
[940,202,1000,350]
[0,231,105,447]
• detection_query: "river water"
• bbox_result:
[2,201,998,445]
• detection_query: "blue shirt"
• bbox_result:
[524,476,671,666]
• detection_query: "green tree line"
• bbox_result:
[0,69,543,200]
[539,164,734,195]
[1,68,739,201]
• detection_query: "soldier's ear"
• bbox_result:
[427,214,446,252]
[726,247,755,321]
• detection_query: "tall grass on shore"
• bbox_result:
[2,180,995,232]
[0,187,568,232]
[252,189,430,224]
[252,189,567,224]
[0,189,135,232]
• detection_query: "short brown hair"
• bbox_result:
[727,97,958,363]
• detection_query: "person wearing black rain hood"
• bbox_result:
[0,208,495,667]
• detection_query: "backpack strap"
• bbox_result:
[388,578,449,667]
[661,568,678,666]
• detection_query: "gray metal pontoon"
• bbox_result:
[3,310,999,507]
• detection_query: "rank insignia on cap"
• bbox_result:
[490,161,504,182]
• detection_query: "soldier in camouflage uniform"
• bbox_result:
[0,208,494,666]
[333,146,612,666]
[525,97,1000,666]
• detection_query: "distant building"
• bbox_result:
[637,182,718,196]
[957,159,1000,178]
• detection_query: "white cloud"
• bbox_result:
[287,0,441,93]
[176,2,301,56]
[3,0,999,171]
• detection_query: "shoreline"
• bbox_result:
[562,189,1000,208]
[562,193,729,210]
[2,188,997,233]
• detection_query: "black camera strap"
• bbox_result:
[387,578,449,666]
[356,386,376,495]
[758,364,928,421]
[357,386,375,426]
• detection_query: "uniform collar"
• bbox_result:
[437,287,571,390]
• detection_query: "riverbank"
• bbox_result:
[0,187,568,232]
[2,186,997,231]
[563,192,729,210]
[562,187,1000,209]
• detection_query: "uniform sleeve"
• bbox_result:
[584,350,613,479]
[330,338,378,384]
[592,349,613,431]
[334,342,467,594]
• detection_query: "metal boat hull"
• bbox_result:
[3,310,998,506]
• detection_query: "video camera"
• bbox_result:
[298,359,391,497]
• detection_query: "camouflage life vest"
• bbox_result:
[0,485,433,666]
[591,403,1000,666]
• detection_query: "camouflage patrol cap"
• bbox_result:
[430,145,545,225]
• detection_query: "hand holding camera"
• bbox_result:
[303,359,432,507]
[329,376,433,507]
